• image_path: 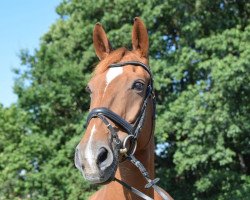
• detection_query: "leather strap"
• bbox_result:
[127,155,170,200]
[94,114,121,145]
[86,107,133,135]
[109,61,153,80]
[114,178,154,200]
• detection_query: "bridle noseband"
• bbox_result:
[85,61,169,200]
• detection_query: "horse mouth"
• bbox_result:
[83,160,118,184]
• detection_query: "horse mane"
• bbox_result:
[94,47,128,74]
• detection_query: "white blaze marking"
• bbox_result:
[85,125,96,166]
[104,67,123,93]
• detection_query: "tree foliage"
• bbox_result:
[1,0,250,199]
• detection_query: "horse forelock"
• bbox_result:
[94,47,128,75]
[93,47,147,77]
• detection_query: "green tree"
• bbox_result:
[0,105,29,199]
[1,0,249,199]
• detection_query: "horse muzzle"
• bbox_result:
[74,142,118,184]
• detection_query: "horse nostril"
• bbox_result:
[97,147,108,168]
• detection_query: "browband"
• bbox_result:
[109,61,153,79]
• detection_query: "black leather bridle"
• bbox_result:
[85,61,169,200]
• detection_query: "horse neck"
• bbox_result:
[106,99,155,199]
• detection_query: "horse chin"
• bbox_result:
[83,163,117,184]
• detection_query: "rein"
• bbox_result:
[85,61,169,200]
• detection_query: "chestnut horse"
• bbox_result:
[75,17,173,200]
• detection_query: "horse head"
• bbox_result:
[75,17,153,184]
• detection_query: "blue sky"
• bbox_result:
[0,0,61,107]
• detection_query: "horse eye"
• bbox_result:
[85,85,92,93]
[132,82,144,91]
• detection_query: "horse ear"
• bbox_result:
[93,23,112,60]
[132,17,149,58]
